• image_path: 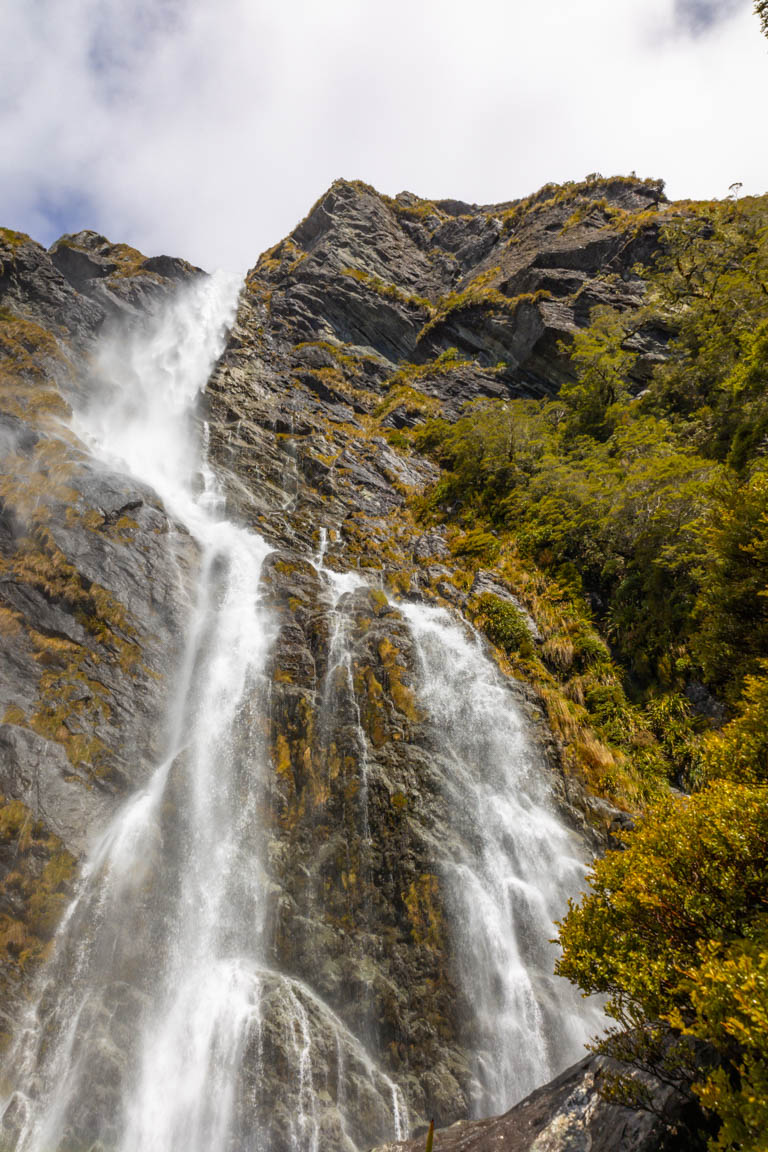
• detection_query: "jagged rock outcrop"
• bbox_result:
[206,175,667,554]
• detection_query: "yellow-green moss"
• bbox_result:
[0,228,31,252]
[340,267,433,312]
[418,268,552,341]
[404,874,442,951]
[377,637,422,723]
[0,310,71,424]
[0,795,76,999]
[500,174,663,236]
[0,512,141,779]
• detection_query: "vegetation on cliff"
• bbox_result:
[757,0,768,39]
[558,657,768,1148]
[410,193,768,1147]
[415,196,767,744]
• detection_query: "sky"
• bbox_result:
[1,0,766,272]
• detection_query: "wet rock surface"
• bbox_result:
[260,555,472,1126]
[236,971,409,1152]
[0,226,201,1022]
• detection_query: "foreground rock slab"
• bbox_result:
[370,1054,706,1152]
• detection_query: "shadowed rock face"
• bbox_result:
[0,177,686,1148]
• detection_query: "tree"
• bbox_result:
[556,781,768,1150]
[645,196,768,459]
[757,1,768,39]
[693,464,768,700]
[559,308,636,439]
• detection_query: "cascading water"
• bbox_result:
[305,540,601,1122]
[0,277,406,1152]
[400,602,603,1116]
[314,531,371,840]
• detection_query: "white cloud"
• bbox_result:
[0,0,765,271]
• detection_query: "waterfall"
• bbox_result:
[314,530,372,841]
[400,603,603,1116]
[306,540,601,1121]
[0,269,600,1152]
[0,277,406,1152]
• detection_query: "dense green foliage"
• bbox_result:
[556,202,768,1150]
[414,193,768,1147]
[557,777,768,1150]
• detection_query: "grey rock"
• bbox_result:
[412,533,450,563]
[684,680,725,725]
[0,725,112,855]
[370,1053,705,1152]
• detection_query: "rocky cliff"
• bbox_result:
[0,177,691,1150]
[0,228,205,1039]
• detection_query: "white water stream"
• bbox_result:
[0,277,405,1152]
[314,531,372,841]
[310,539,602,1118]
[400,605,603,1115]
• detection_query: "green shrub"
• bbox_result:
[476,593,534,658]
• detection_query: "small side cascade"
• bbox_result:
[314,529,373,840]
[400,602,604,1115]
[307,537,602,1121]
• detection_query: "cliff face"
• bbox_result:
[0,228,202,1034]
[200,177,672,1128]
[0,177,681,1149]
[206,176,665,552]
